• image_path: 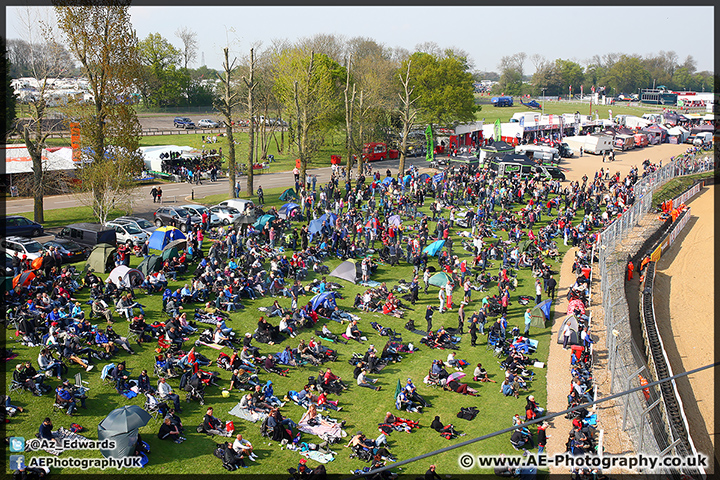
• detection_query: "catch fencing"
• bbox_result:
[595,149,713,476]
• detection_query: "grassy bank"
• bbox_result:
[4,185,582,475]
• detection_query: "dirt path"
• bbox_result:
[544,247,577,467]
[653,185,715,466]
[561,143,692,183]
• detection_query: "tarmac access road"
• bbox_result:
[4,154,437,220]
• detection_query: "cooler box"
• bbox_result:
[581,267,591,279]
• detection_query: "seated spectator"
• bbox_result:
[232,433,257,461]
[357,369,381,391]
[158,416,185,443]
[202,406,231,437]
[473,363,496,382]
[38,417,59,444]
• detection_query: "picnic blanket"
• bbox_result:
[228,403,268,423]
[297,449,336,464]
[359,280,382,287]
[297,420,347,443]
[43,427,91,455]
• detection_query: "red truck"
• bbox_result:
[361,142,399,162]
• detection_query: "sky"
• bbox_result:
[6,5,715,75]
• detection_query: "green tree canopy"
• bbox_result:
[404,50,476,127]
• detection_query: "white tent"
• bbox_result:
[139,145,193,172]
[666,126,689,144]
[4,144,77,175]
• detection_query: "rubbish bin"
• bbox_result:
[571,345,584,360]
[581,267,591,279]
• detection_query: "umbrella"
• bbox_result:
[567,299,586,316]
[428,272,451,288]
[447,371,466,382]
[163,238,187,252]
[98,405,152,435]
[387,215,401,227]
[423,240,445,256]
[234,213,257,226]
[13,271,36,288]
[310,292,337,312]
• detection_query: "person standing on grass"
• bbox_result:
[457,303,465,335]
[524,308,532,336]
[546,275,557,299]
[535,278,543,304]
[425,305,434,333]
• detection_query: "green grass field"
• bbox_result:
[5,169,579,476]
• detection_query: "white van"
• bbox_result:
[515,145,560,163]
[693,132,713,148]
[218,199,255,214]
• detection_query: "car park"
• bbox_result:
[197,119,221,128]
[105,221,150,246]
[41,238,88,263]
[181,205,221,226]
[113,216,157,235]
[1,236,46,260]
[56,223,117,248]
[209,205,241,225]
[3,215,44,237]
[153,207,200,233]
[173,117,195,129]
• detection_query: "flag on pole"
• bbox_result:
[425,124,434,162]
[494,119,502,142]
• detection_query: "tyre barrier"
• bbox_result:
[640,237,702,476]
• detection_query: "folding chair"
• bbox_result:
[75,372,90,393]
[100,363,116,387]
[9,380,26,395]
[143,393,163,423]
[126,328,141,345]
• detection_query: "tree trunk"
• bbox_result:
[245,48,255,195]
[356,90,365,176]
[22,125,45,223]
[344,56,356,180]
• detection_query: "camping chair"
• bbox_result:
[9,380,27,396]
[74,372,90,393]
[486,333,502,351]
[143,393,164,423]
[52,393,72,414]
[100,363,116,386]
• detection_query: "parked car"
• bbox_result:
[105,221,150,246]
[180,205,221,226]
[41,238,88,264]
[3,215,44,237]
[173,117,195,129]
[218,199,255,214]
[113,216,157,235]
[1,236,46,260]
[56,223,117,248]
[209,205,241,225]
[4,252,13,276]
[153,207,200,233]
[197,119,221,128]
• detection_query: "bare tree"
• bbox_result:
[15,7,67,223]
[174,26,198,70]
[215,47,241,199]
[397,60,418,176]
[343,55,357,179]
[243,47,257,194]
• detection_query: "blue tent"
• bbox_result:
[310,292,337,312]
[148,226,185,251]
[279,202,300,218]
[418,173,431,183]
[253,214,276,230]
[423,239,445,256]
[308,219,324,240]
[382,176,394,185]
[432,173,444,183]
[319,212,337,225]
